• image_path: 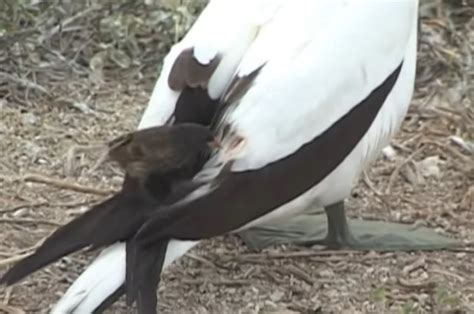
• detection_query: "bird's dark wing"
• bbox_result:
[107,133,134,164]
[0,179,158,286]
[121,181,207,314]
[93,285,126,314]
[123,63,403,308]
[125,239,168,314]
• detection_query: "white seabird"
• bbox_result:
[0,1,420,313]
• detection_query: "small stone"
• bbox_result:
[319,269,334,277]
[12,208,28,217]
[36,157,48,165]
[77,206,89,214]
[382,145,397,160]
[416,155,443,178]
[269,290,285,302]
[450,135,474,153]
[22,112,38,125]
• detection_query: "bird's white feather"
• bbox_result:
[237,0,419,226]
[227,0,418,171]
[138,0,267,129]
[51,241,198,313]
[51,243,125,313]
[53,0,419,311]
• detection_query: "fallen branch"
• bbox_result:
[0,199,94,215]
[0,202,48,215]
[185,253,218,269]
[0,72,50,96]
[38,5,102,43]
[0,240,44,267]
[283,264,315,284]
[0,217,62,227]
[20,173,114,196]
[182,279,250,286]
[0,303,25,314]
[0,252,32,268]
[223,250,363,261]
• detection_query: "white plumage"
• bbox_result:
[51,241,198,313]
[51,0,419,312]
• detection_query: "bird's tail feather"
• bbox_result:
[0,193,125,286]
[93,284,125,314]
[0,177,159,287]
[51,243,126,314]
[51,240,198,313]
[126,239,169,314]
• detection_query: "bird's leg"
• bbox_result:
[299,200,461,251]
[239,200,460,252]
[298,201,359,249]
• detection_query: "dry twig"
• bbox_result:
[0,217,62,227]
[0,303,25,314]
[385,147,424,193]
[14,173,114,196]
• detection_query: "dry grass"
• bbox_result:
[0,1,473,313]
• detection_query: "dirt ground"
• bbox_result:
[0,1,473,313]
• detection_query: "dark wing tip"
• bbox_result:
[0,254,40,286]
[125,239,168,314]
[0,192,128,288]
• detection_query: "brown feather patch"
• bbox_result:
[168,47,221,91]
